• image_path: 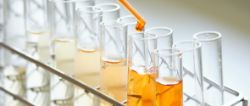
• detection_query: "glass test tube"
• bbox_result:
[127,32,157,106]
[117,15,137,58]
[98,3,122,104]
[193,31,224,106]
[173,41,205,106]
[75,5,101,87]
[100,19,135,102]
[74,5,104,106]
[3,0,26,49]
[25,0,50,105]
[25,0,50,55]
[0,0,3,73]
[0,0,3,42]
[99,15,136,103]
[152,49,183,106]
[145,27,173,50]
[49,0,76,105]
[3,0,27,105]
[96,3,120,24]
[75,0,95,9]
[117,15,137,35]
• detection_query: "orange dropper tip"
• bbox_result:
[136,21,146,32]
[118,0,146,32]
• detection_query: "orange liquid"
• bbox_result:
[118,0,146,32]
[127,69,157,106]
[100,59,127,102]
[156,77,183,106]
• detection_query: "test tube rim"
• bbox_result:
[145,26,173,38]
[129,32,158,41]
[173,40,202,53]
[95,3,120,13]
[76,6,102,14]
[50,0,75,3]
[193,31,222,42]
[117,15,137,26]
[153,49,182,57]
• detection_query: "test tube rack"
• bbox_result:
[0,42,248,106]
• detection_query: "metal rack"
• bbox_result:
[0,42,248,106]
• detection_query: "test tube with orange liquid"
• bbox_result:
[127,35,183,106]
[145,27,183,106]
[120,1,183,106]
[127,32,158,106]
[153,49,183,106]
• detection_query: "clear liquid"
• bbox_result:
[100,59,127,102]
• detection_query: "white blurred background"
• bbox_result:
[97,0,250,99]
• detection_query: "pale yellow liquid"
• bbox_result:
[52,38,75,106]
[74,49,100,87]
[26,31,50,62]
[100,59,127,102]
[54,38,76,75]
[74,48,101,106]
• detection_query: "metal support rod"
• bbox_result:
[0,86,34,106]
[184,67,239,96]
[243,99,248,106]
[183,67,248,106]
[0,42,124,106]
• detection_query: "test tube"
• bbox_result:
[117,15,137,58]
[0,0,4,79]
[75,5,101,87]
[117,15,137,36]
[98,3,124,103]
[25,0,50,54]
[2,0,27,105]
[152,49,183,106]
[74,5,102,106]
[0,0,3,42]
[25,0,50,105]
[173,41,205,106]
[100,21,130,102]
[95,3,120,24]
[49,0,76,105]
[127,32,157,106]
[75,0,95,9]
[3,0,26,49]
[145,27,173,50]
[193,31,224,105]
[97,15,136,102]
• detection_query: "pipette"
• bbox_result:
[118,0,146,32]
